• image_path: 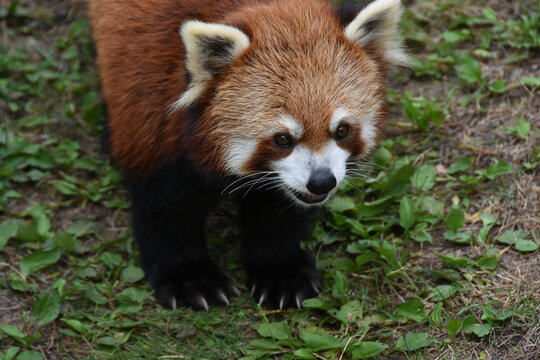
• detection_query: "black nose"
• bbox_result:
[307,169,337,195]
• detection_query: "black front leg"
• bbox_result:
[238,190,321,309]
[125,159,237,310]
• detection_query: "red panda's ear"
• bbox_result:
[342,0,409,66]
[172,21,250,110]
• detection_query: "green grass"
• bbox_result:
[1,0,539,359]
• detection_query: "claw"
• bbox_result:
[258,291,267,305]
[217,291,230,305]
[231,285,241,297]
[310,281,321,294]
[295,295,302,309]
[279,296,286,310]
[250,285,256,297]
[170,297,177,310]
[196,295,209,311]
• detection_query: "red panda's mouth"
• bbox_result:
[293,191,328,204]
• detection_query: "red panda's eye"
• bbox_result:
[273,133,294,149]
[335,124,350,141]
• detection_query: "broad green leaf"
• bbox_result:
[20,248,61,276]
[394,332,432,351]
[485,160,514,179]
[446,206,464,232]
[437,254,475,268]
[488,79,507,93]
[395,300,427,322]
[0,220,19,251]
[429,285,457,301]
[446,319,462,338]
[22,206,51,237]
[15,351,44,360]
[430,302,443,327]
[255,321,290,341]
[351,342,388,359]
[476,256,498,270]
[482,306,513,322]
[420,196,444,215]
[327,196,356,213]
[299,328,342,351]
[31,291,60,327]
[522,76,540,86]
[411,165,436,191]
[515,240,539,252]
[52,231,78,252]
[4,347,20,360]
[447,157,473,174]
[462,315,492,337]
[61,319,88,334]
[399,196,415,230]
[457,56,482,84]
[121,265,145,283]
[496,230,527,244]
[292,349,316,359]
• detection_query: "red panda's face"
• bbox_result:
[174,0,408,206]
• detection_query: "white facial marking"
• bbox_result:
[271,141,350,206]
[223,137,257,174]
[360,117,377,152]
[277,115,304,139]
[330,108,350,132]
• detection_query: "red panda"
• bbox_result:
[90,0,408,310]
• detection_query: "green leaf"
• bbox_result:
[255,321,290,341]
[476,256,498,270]
[394,332,432,351]
[522,76,540,87]
[20,248,61,276]
[395,300,428,322]
[327,196,356,213]
[496,230,527,245]
[121,265,145,283]
[515,240,539,252]
[0,220,19,251]
[462,315,492,337]
[429,285,457,301]
[485,160,514,179]
[351,342,388,359]
[292,349,316,359]
[0,324,25,341]
[61,319,88,334]
[22,206,51,237]
[411,165,436,191]
[482,306,513,322]
[457,56,482,84]
[399,196,415,230]
[437,254,475,268]
[488,79,507,93]
[15,351,44,360]
[430,302,443,327]
[446,319,462,338]
[4,347,20,360]
[446,206,464,232]
[299,328,342,351]
[447,157,473,174]
[31,291,60,327]
[52,231,78,252]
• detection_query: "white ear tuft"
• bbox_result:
[344,0,409,66]
[171,21,250,110]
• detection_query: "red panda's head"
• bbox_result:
[173,0,409,206]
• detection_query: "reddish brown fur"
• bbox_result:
[90,0,390,176]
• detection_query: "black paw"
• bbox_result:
[246,251,321,309]
[150,260,240,310]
